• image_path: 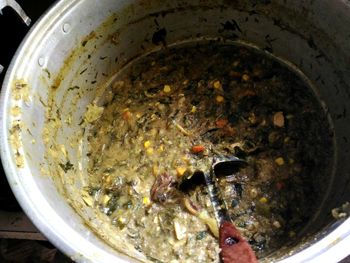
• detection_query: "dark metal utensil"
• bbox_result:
[205,156,258,263]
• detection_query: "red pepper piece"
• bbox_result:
[191,145,205,153]
[276,182,284,190]
[216,119,229,128]
[219,221,258,263]
[122,110,132,121]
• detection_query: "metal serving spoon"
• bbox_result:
[204,156,258,263]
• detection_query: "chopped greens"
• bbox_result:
[59,161,74,172]
[84,43,333,262]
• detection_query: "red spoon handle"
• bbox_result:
[219,221,258,263]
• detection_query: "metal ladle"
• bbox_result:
[203,156,258,263]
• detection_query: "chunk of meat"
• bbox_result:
[150,173,179,204]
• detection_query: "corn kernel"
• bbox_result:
[273,111,285,127]
[146,147,154,155]
[82,195,93,207]
[152,165,158,176]
[118,217,127,224]
[275,157,285,166]
[143,197,151,206]
[250,188,258,198]
[105,175,112,184]
[163,85,171,93]
[259,197,268,204]
[191,105,197,113]
[213,80,222,89]
[176,167,187,177]
[242,73,250,82]
[182,155,190,164]
[144,140,151,148]
[273,220,281,228]
[216,95,224,103]
[102,195,111,205]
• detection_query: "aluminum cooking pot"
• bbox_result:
[1,0,350,262]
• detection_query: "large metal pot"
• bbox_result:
[1,0,350,262]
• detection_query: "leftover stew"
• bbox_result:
[84,43,333,262]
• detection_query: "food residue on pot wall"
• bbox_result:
[9,121,24,168]
[8,79,31,168]
[84,103,104,124]
[12,79,30,102]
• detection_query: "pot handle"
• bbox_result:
[0,0,31,74]
[0,0,31,25]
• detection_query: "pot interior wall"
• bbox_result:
[7,0,350,262]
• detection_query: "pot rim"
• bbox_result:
[1,0,350,262]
